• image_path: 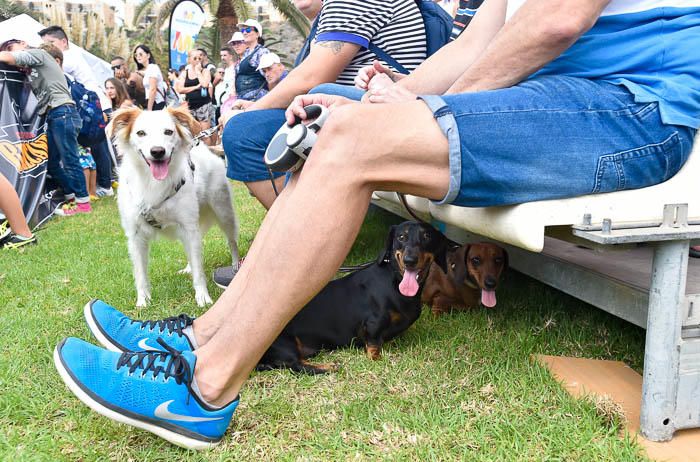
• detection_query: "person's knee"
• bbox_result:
[305,105,368,174]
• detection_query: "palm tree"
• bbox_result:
[131,0,309,55]
[0,0,43,22]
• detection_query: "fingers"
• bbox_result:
[286,94,318,124]
[354,65,375,90]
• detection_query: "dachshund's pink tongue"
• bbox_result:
[481,289,497,308]
[149,160,169,180]
[399,270,419,297]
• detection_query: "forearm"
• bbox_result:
[447,0,609,94]
[0,52,16,65]
[147,88,157,109]
[398,0,507,95]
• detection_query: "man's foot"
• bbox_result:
[84,299,196,352]
[691,245,700,258]
[55,201,92,216]
[54,337,239,449]
[96,186,115,197]
[212,259,244,289]
[1,232,37,250]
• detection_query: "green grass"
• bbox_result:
[0,184,650,461]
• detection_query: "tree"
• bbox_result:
[132,0,309,58]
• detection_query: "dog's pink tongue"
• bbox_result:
[399,270,419,297]
[481,289,497,308]
[149,160,169,181]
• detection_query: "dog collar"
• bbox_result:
[137,177,187,229]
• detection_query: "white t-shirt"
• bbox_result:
[143,63,165,105]
[63,47,112,109]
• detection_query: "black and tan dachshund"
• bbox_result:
[257,221,449,374]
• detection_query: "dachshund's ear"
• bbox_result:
[167,106,199,140]
[461,244,471,266]
[377,225,396,265]
[432,231,450,274]
[110,107,141,141]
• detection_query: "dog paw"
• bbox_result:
[195,290,213,307]
[178,264,192,275]
[136,291,151,307]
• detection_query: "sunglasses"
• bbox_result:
[240,27,255,34]
[111,65,122,70]
[230,41,245,46]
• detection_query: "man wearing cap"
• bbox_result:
[233,53,288,110]
[221,0,427,210]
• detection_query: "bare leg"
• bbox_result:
[191,101,450,405]
[0,174,32,238]
[89,169,97,197]
[245,176,286,210]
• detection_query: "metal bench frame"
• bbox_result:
[372,198,700,442]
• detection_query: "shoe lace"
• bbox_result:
[116,338,191,385]
[132,314,194,337]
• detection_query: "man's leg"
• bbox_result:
[89,139,113,191]
[222,109,287,209]
[193,100,450,405]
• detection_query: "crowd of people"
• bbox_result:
[1,0,699,451]
[0,18,290,249]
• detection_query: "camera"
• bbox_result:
[264,104,329,172]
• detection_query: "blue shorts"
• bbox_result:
[222,84,364,183]
[420,76,696,207]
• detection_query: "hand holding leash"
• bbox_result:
[265,104,330,172]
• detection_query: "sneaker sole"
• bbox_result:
[83,300,126,353]
[53,342,220,450]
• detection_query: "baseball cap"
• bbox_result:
[256,53,281,71]
[237,19,263,37]
[228,31,245,43]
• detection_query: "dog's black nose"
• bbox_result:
[150,146,166,159]
[484,276,497,289]
[403,253,419,268]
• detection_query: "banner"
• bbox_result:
[0,65,54,229]
[169,0,207,71]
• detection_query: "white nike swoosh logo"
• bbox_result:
[137,338,159,350]
[154,400,224,422]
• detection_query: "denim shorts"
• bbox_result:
[420,76,696,207]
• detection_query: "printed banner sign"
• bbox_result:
[0,65,52,228]
[169,0,207,71]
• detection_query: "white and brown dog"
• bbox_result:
[111,107,239,307]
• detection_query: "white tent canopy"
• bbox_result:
[0,14,112,88]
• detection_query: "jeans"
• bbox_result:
[222,84,363,183]
[88,138,113,189]
[46,104,88,201]
[421,76,696,207]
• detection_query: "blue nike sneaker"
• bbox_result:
[54,337,239,449]
[84,299,195,352]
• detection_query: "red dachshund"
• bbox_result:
[421,242,508,315]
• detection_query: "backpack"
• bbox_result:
[65,76,107,145]
[368,0,453,75]
[416,0,453,57]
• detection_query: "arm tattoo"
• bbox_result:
[317,40,345,54]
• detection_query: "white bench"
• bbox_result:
[371,134,700,442]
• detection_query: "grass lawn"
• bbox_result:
[0,183,651,461]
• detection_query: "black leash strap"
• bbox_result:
[397,193,427,223]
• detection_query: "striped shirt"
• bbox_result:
[314,0,427,85]
[507,0,700,128]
